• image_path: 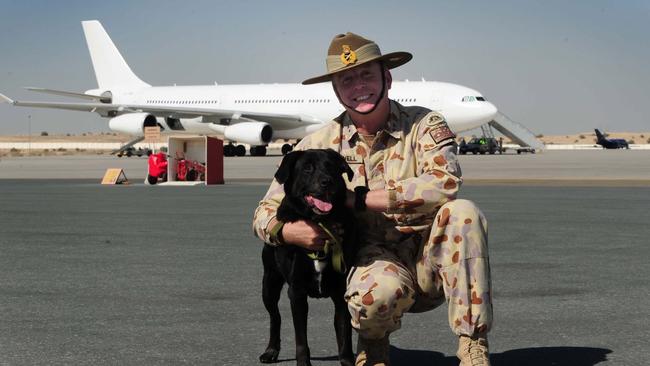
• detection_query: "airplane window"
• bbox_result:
[476,96,486,101]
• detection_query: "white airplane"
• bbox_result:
[1,20,498,156]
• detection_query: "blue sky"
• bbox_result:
[1,0,648,135]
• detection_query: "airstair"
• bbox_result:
[488,112,545,150]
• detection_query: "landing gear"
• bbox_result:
[224,143,246,157]
[250,145,267,156]
[281,143,293,155]
[235,144,246,156]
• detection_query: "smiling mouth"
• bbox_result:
[304,195,333,215]
[354,94,373,102]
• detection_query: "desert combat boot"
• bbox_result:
[457,334,491,366]
[355,336,390,366]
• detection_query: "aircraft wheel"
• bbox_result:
[250,146,267,156]
[236,145,246,156]
[281,144,293,155]
[224,144,234,157]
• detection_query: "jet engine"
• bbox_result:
[218,122,273,146]
[108,113,159,135]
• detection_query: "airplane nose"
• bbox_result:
[483,101,498,121]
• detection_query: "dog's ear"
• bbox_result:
[326,149,354,182]
[274,150,305,184]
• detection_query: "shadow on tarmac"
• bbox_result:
[255,346,612,365]
[390,346,612,366]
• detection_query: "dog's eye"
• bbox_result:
[302,164,314,174]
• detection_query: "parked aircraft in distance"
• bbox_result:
[595,129,629,149]
[1,20,498,156]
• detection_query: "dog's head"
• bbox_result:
[275,149,354,220]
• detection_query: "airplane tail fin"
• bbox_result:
[594,129,605,141]
[81,20,150,90]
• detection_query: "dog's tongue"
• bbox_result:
[305,195,332,213]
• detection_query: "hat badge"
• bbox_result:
[340,45,357,65]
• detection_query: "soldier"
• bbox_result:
[253,33,493,366]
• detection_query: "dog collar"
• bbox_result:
[306,223,346,274]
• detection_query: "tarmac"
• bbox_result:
[1,150,649,365]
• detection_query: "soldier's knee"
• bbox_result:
[441,199,486,224]
[356,276,411,321]
[442,198,477,213]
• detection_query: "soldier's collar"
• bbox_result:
[336,100,403,143]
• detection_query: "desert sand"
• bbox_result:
[1,131,649,157]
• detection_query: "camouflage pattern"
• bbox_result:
[252,100,492,338]
[346,199,492,339]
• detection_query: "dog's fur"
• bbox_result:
[260,149,356,366]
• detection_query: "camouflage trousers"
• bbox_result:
[344,199,492,339]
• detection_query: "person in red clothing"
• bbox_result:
[147,148,168,185]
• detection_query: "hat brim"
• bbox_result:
[301,51,412,85]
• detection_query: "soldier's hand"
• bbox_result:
[282,220,328,251]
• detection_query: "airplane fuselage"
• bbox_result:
[117,81,497,140]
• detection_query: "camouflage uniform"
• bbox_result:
[253,100,492,340]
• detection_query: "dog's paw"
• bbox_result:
[259,348,280,363]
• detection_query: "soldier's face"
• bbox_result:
[333,61,391,114]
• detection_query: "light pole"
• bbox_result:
[28,114,31,156]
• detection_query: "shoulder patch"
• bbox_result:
[424,111,446,126]
[430,124,455,144]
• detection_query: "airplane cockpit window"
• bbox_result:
[462,96,487,102]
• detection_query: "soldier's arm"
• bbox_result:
[385,114,461,215]
[252,179,286,245]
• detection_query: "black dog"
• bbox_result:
[260,149,356,366]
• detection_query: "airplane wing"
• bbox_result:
[0,93,322,130]
[24,87,110,102]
